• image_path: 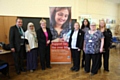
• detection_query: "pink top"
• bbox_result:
[44,32,48,45]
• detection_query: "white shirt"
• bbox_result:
[71,30,79,49]
[25,31,38,49]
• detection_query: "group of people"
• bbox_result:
[9,17,112,76]
[69,19,112,76]
[9,18,52,74]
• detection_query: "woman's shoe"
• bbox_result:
[30,70,33,72]
[70,67,75,71]
[74,69,79,72]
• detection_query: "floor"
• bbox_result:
[0,48,120,80]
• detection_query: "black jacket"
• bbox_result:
[68,29,84,49]
[9,25,25,52]
[103,29,112,50]
[37,27,52,48]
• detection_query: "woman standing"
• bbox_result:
[99,20,112,72]
[68,22,84,72]
[25,22,38,72]
[84,22,104,75]
[37,19,52,70]
[81,19,90,68]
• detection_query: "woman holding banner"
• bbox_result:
[37,19,52,70]
[68,22,84,72]
[49,7,71,42]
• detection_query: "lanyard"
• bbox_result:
[89,34,93,39]
[18,27,23,35]
[32,34,38,43]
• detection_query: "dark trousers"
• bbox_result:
[27,48,38,70]
[82,50,85,67]
[39,46,50,69]
[99,49,110,70]
[85,54,100,74]
[12,45,25,72]
[71,49,81,70]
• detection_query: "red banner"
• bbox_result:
[50,42,71,64]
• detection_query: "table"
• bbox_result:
[0,50,11,55]
[0,50,14,66]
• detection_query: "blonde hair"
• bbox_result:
[74,22,80,28]
[99,19,107,30]
[39,19,46,24]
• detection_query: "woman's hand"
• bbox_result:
[100,48,103,53]
[51,38,60,42]
[78,48,80,51]
[26,45,31,52]
[27,49,30,52]
[59,38,65,42]
[47,40,50,44]
[11,48,15,52]
[83,47,85,52]
[68,47,70,50]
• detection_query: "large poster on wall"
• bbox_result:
[49,7,71,64]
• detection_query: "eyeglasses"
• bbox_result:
[90,25,96,26]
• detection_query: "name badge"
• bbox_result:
[21,36,25,39]
[79,33,81,35]
[88,40,92,42]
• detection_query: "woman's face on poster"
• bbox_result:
[55,9,69,26]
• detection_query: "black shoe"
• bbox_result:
[85,71,90,73]
[33,69,36,71]
[21,68,26,72]
[104,69,109,72]
[90,73,97,76]
[74,69,79,72]
[70,67,75,71]
[42,68,45,70]
[47,66,52,69]
[16,70,21,75]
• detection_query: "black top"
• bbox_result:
[68,29,84,49]
[9,25,25,52]
[37,27,52,48]
[103,29,112,50]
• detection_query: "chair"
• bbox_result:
[0,60,10,78]
[111,37,120,52]
[112,37,120,44]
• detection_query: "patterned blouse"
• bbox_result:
[84,30,104,54]
[82,27,89,33]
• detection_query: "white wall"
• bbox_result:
[0,0,118,23]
